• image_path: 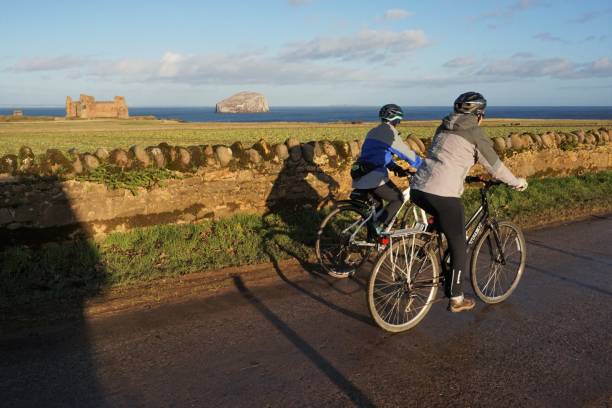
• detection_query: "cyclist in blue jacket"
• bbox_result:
[351,104,423,232]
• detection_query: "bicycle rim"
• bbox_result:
[394,203,425,230]
[368,237,439,332]
[470,221,526,303]
[316,205,372,278]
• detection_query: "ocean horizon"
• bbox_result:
[1,106,612,122]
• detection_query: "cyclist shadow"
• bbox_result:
[261,155,372,325]
[263,152,338,276]
[0,177,111,406]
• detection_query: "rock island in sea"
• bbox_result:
[215,91,270,113]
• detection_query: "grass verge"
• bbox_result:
[1,171,611,313]
[75,165,180,195]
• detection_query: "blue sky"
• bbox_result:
[1,0,611,106]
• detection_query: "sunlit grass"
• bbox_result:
[0,118,609,155]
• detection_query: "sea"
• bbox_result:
[1,106,611,122]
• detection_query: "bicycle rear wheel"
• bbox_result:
[367,236,439,332]
[470,221,526,303]
[394,202,426,230]
[316,205,372,278]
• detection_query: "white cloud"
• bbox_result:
[511,52,535,59]
[533,32,568,44]
[567,8,612,23]
[82,52,369,86]
[476,55,612,79]
[282,29,429,62]
[382,9,413,21]
[472,0,542,21]
[581,57,612,77]
[478,57,575,78]
[583,34,608,42]
[443,56,477,68]
[11,55,90,72]
[10,50,612,89]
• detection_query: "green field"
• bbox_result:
[1,118,610,155]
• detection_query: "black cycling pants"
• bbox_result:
[355,181,404,226]
[410,189,466,298]
[373,181,404,226]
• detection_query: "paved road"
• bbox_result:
[1,215,611,407]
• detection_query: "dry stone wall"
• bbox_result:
[0,128,610,239]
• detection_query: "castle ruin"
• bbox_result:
[66,94,129,119]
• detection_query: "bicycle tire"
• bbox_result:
[367,236,439,332]
[470,221,526,303]
[315,204,373,278]
[394,202,423,230]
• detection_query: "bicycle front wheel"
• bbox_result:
[470,221,526,303]
[368,236,439,332]
[316,205,372,278]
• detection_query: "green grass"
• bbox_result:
[76,165,180,195]
[1,171,611,310]
[0,118,609,155]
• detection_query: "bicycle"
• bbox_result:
[367,176,527,332]
[315,175,428,279]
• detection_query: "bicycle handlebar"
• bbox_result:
[465,176,504,187]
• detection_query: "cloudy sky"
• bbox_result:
[1,0,611,106]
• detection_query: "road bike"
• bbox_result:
[315,176,427,278]
[367,176,527,332]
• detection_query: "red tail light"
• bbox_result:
[379,236,390,245]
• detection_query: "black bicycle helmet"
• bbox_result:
[379,104,404,122]
[454,92,487,115]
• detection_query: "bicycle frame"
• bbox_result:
[464,186,507,265]
[339,186,428,248]
[388,180,507,290]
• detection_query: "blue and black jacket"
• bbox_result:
[352,122,423,189]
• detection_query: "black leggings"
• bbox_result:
[371,181,404,226]
[410,189,466,298]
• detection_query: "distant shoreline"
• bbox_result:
[1,106,612,122]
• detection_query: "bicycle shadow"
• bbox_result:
[232,275,376,407]
[261,155,373,326]
[0,177,112,406]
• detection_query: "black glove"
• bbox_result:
[392,167,408,177]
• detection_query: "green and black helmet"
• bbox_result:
[454,92,487,115]
[379,104,404,122]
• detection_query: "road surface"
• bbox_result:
[1,215,611,407]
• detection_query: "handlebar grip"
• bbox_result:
[465,176,484,183]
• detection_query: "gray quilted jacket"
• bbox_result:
[411,113,521,197]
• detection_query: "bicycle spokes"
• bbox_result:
[471,222,526,303]
[368,236,440,331]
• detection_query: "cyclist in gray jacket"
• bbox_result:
[410,92,528,313]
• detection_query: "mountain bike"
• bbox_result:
[367,176,527,332]
[315,176,428,278]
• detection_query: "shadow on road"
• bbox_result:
[261,156,374,326]
[0,177,108,406]
[526,263,611,297]
[232,275,375,407]
[527,239,612,268]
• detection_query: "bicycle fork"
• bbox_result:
[488,220,507,265]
